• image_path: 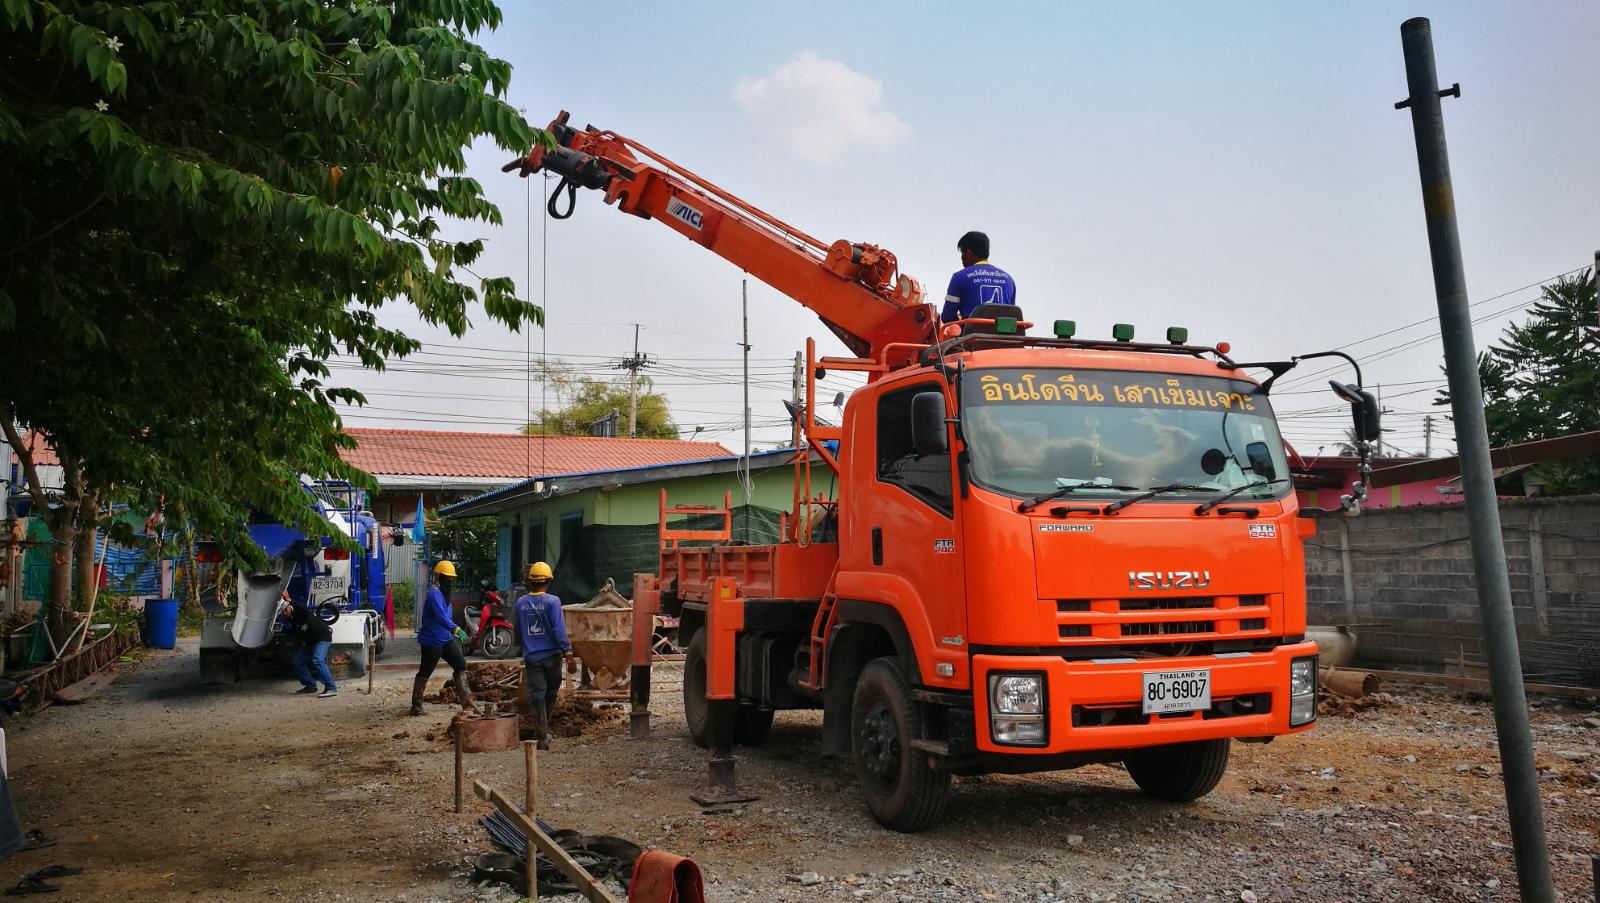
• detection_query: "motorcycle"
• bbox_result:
[462,585,518,659]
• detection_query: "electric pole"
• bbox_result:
[1423,414,1433,457]
[615,324,652,438]
[1374,383,1384,458]
[791,351,804,407]
[1397,18,1553,901]
[741,280,752,507]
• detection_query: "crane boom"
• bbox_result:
[503,112,938,359]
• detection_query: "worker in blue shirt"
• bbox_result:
[410,560,477,716]
[514,561,571,749]
[941,230,1018,323]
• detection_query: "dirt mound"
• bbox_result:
[1318,686,1394,718]
[419,693,622,741]
[424,661,527,705]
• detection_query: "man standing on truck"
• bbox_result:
[410,560,477,716]
[940,230,1017,323]
[514,561,571,750]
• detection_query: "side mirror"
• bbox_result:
[1244,441,1277,481]
[910,391,949,456]
[1330,381,1381,442]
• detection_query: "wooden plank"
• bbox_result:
[51,669,117,705]
[473,780,625,903]
[1360,667,1600,701]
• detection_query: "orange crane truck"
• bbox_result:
[504,112,1382,831]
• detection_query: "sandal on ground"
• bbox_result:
[25,867,80,881]
[3,878,58,895]
[19,831,57,851]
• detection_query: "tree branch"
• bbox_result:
[7,191,106,257]
[1,418,53,517]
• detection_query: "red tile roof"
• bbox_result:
[340,428,732,479]
[6,431,59,468]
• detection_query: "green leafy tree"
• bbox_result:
[1,1,547,641]
[1437,272,1600,494]
[427,513,497,589]
[520,358,680,439]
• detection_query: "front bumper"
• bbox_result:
[972,641,1318,755]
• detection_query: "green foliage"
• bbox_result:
[520,359,680,439]
[0,1,549,563]
[1437,272,1600,495]
[427,512,496,587]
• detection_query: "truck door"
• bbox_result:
[855,381,966,677]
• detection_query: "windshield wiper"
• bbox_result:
[1194,478,1288,515]
[1102,483,1212,515]
[1017,482,1138,513]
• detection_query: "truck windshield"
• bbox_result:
[960,367,1291,502]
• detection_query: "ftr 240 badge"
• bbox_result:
[1247,524,1277,540]
[933,539,956,554]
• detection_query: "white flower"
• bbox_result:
[104,35,123,52]
[94,100,109,112]
[347,37,359,47]
[388,3,395,12]
[458,62,472,74]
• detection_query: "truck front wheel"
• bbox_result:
[851,656,950,832]
[1123,738,1231,802]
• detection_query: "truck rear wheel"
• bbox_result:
[683,629,710,749]
[1124,738,1231,802]
[851,656,950,832]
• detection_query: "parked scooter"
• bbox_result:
[462,580,519,659]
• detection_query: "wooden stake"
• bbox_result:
[474,780,623,903]
[453,719,464,814]
[524,740,539,902]
[366,641,375,695]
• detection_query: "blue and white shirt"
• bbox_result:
[941,261,1017,322]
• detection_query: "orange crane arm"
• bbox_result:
[503,112,938,359]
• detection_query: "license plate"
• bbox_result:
[310,575,342,594]
[1141,668,1211,715]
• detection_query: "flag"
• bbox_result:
[410,495,427,545]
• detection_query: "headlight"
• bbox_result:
[1289,655,1318,727]
[988,672,1048,747]
[991,674,1042,714]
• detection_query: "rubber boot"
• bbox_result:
[536,702,552,751]
[454,671,478,714]
[408,676,427,716]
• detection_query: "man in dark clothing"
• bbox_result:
[513,561,570,749]
[285,591,337,697]
[941,230,1018,323]
[410,560,477,716]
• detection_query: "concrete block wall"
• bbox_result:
[1304,496,1600,685]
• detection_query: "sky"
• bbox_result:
[332,2,1600,464]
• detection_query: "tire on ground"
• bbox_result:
[850,656,951,832]
[1123,738,1231,802]
[683,629,711,749]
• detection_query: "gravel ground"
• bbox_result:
[3,641,1597,902]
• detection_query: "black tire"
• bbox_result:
[734,706,775,746]
[683,629,711,749]
[851,656,951,832]
[373,635,385,659]
[483,625,516,659]
[1123,738,1231,802]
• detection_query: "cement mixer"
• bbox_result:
[196,479,388,683]
[563,579,633,692]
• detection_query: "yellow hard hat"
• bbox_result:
[433,560,457,578]
[527,561,553,582]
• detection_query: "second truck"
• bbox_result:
[505,112,1381,831]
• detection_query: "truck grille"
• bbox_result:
[1053,594,1278,648]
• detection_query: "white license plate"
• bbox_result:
[1141,668,1211,715]
[310,575,342,594]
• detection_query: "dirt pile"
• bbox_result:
[1318,685,1394,718]
[419,693,622,741]
[424,661,526,705]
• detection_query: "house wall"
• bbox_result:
[1304,496,1600,685]
[495,466,799,578]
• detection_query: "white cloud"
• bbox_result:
[732,52,911,165]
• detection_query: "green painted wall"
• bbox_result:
[497,464,798,568]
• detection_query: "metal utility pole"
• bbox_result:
[1396,18,1554,902]
[741,280,752,507]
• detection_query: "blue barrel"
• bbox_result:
[142,598,179,649]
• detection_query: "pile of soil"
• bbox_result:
[419,694,622,741]
[424,661,527,706]
[1318,686,1394,718]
